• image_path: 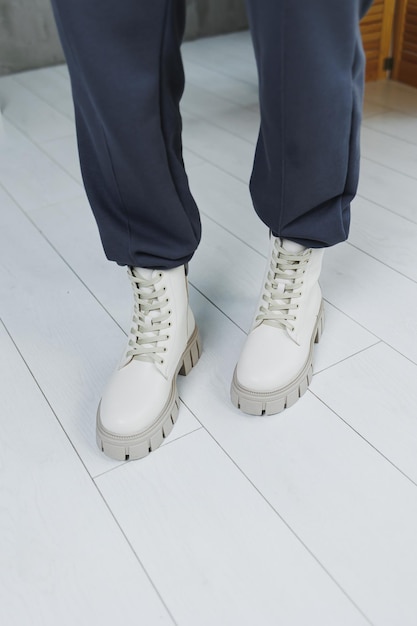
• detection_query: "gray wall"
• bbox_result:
[186,0,247,40]
[0,0,248,75]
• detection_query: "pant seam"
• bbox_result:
[158,0,201,246]
[100,122,134,265]
[278,1,286,237]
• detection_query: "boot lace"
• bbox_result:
[126,268,171,365]
[256,241,311,332]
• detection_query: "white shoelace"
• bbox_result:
[126,268,171,365]
[256,241,311,332]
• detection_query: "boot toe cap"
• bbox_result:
[235,326,308,393]
[99,361,171,436]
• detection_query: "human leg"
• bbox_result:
[51,0,201,268]
[245,0,372,246]
[51,0,201,459]
[232,0,372,414]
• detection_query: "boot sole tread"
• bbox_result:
[231,300,325,416]
[96,325,202,461]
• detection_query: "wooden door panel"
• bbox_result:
[393,0,417,87]
[360,0,396,81]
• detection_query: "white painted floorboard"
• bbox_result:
[0,323,174,626]
[1,30,417,626]
[96,429,369,626]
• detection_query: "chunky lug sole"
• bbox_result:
[96,325,201,461]
[231,301,325,416]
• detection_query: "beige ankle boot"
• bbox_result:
[231,236,324,415]
[97,265,201,460]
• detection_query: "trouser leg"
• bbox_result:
[51,0,201,269]
[245,0,373,248]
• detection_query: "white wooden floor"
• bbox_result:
[1,30,417,626]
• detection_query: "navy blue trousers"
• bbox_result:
[51,0,373,269]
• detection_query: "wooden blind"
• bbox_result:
[393,0,417,87]
[360,0,396,81]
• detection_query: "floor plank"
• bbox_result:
[361,126,417,179]
[364,80,417,117]
[179,288,417,626]
[0,75,74,142]
[0,322,174,626]
[96,428,369,626]
[312,342,417,484]
[13,66,74,120]
[357,158,417,224]
[0,119,81,211]
[364,110,417,146]
[349,195,417,282]
[320,242,417,363]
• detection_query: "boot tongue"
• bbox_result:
[259,238,307,332]
[132,267,155,282]
[130,267,164,348]
[273,238,304,292]
[131,267,159,300]
[281,238,307,254]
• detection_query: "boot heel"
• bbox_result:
[179,327,202,376]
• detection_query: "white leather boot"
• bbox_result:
[96,265,201,460]
[231,236,324,415]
